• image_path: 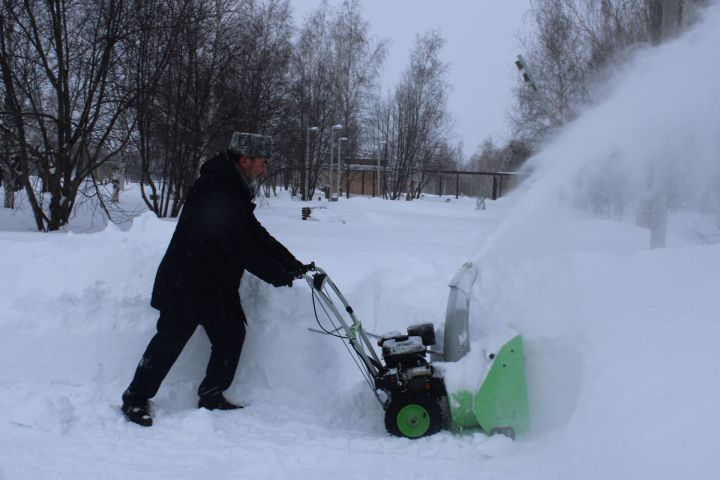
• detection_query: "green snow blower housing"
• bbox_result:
[303,263,529,440]
[444,335,529,437]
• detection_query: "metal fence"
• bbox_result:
[339,164,522,200]
[421,170,521,200]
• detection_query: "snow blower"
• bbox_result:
[301,263,529,440]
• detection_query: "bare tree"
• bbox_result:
[130,0,229,217]
[0,93,18,208]
[0,0,134,231]
[510,0,648,147]
[375,31,452,200]
[220,0,294,137]
[288,3,339,198]
[286,0,387,200]
[128,0,294,217]
[126,0,191,217]
[512,0,712,249]
[329,0,387,197]
[220,0,294,198]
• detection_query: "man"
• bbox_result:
[121,132,306,427]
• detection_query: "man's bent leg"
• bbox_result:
[197,307,246,399]
[124,311,197,404]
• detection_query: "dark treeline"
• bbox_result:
[0,0,462,230]
[5,1,705,231]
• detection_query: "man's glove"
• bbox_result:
[272,271,296,288]
[286,257,304,273]
[287,258,316,275]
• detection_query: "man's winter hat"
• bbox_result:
[229,132,273,159]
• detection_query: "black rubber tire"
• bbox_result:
[384,393,443,439]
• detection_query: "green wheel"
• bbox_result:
[385,394,443,439]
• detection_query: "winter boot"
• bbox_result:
[198,393,244,411]
[121,396,153,427]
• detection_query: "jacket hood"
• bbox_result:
[200,150,253,201]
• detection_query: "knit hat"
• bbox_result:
[228,132,273,158]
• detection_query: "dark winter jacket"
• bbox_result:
[150,151,299,318]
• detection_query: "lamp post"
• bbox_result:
[377,141,386,198]
[329,124,343,201]
[515,54,554,123]
[338,137,348,199]
[304,126,319,201]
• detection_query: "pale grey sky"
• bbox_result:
[292,0,532,157]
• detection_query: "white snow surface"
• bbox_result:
[3,4,720,479]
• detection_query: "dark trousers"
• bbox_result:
[123,305,246,403]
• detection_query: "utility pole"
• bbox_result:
[1,91,16,209]
[338,137,348,198]
[661,0,683,38]
[329,124,342,201]
[377,141,386,199]
[304,127,318,201]
[645,0,682,249]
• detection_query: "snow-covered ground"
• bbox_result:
[1,193,533,480]
[2,188,719,479]
[3,3,720,479]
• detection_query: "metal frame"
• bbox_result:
[303,266,383,380]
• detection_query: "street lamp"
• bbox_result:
[514,54,538,92]
[329,124,343,201]
[338,137,348,198]
[304,126,319,201]
[377,141,386,198]
[515,54,553,122]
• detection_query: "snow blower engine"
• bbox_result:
[373,324,447,437]
[301,263,528,440]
